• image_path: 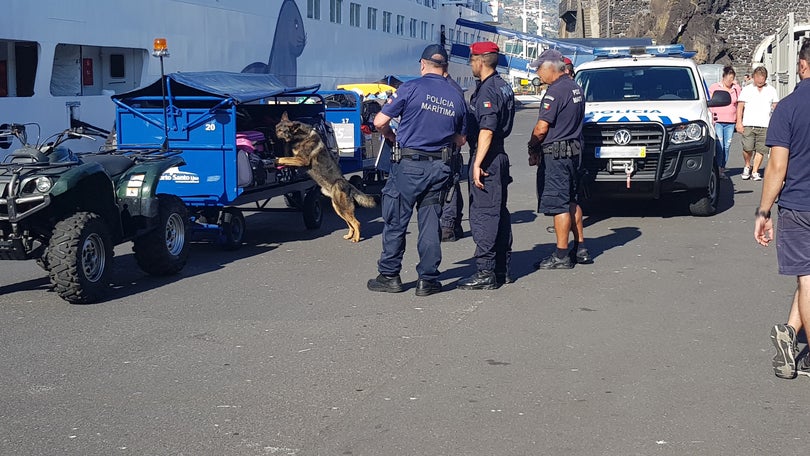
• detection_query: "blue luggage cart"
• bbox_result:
[321,90,388,191]
[112,71,338,249]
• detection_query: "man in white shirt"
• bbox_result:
[736,66,779,181]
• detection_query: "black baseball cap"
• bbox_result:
[420,44,448,65]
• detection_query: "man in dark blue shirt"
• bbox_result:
[457,41,516,290]
[528,49,589,270]
[368,44,467,297]
[757,39,810,379]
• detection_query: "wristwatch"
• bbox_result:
[755,207,771,219]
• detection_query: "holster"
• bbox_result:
[542,140,579,159]
[443,146,462,203]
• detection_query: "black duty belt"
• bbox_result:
[401,147,450,161]
[542,140,579,158]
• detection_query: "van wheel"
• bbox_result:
[133,194,190,275]
[220,207,246,250]
[47,212,113,304]
[303,188,323,229]
[688,165,719,216]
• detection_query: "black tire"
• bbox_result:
[133,194,190,276]
[284,191,303,209]
[688,164,719,216]
[349,175,364,191]
[47,212,113,304]
[303,188,323,230]
[35,250,49,271]
[220,207,246,250]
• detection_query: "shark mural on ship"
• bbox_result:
[242,0,307,86]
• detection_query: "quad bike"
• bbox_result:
[0,122,190,304]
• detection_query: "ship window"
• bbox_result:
[367,7,377,30]
[382,11,391,33]
[396,15,404,35]
[0,40,38,97]
[349,3,360,27]
[330,0,342,24]
[307,0,320,19]
[110,54,125,79]
[409,18,417,38]
[420,21,428,40]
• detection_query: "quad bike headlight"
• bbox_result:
[35,176,53,193]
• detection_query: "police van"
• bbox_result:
[574,45,731,216]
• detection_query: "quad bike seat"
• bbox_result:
[80,154,136,177]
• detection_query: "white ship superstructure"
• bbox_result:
[1,0,494,139]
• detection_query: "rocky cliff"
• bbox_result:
[611,0,810,67]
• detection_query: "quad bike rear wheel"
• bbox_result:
[133,194,190,275]
[47,212,113,304]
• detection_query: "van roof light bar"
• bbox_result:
[593,44,696,59]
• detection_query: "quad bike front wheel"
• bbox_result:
[133,194,190,275]
[47,212,113,304]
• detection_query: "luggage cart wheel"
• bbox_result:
[219,207,246,250]
[303,189,323,230]
[349,175,364,191]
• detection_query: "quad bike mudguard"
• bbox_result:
[115,155,186,218]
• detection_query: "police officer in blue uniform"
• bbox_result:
[528,49,589,270]
[457,41,516,290]
[367,44,467,296]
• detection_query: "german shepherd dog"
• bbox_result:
[275,112,376,242]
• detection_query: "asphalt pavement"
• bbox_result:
[1,109,806,455]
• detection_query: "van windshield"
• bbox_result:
[575,66,699,102]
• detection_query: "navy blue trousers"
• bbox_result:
[377,158,451,281]
[468,151,512,273]
[440,153,464,230]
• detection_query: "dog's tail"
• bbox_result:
[350,186,377,208]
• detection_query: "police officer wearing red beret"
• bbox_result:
[457,41,516,290]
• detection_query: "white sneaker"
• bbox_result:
[752,172,762,181]
[741,166,751,180]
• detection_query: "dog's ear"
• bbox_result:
[281,111,289,122]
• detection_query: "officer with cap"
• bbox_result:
[528,48,590,270]
[457,41,516,290]
[367,44,467,297]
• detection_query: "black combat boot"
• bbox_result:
[415,279,442,296]
[457,270,499,290]
[367,274,404,293]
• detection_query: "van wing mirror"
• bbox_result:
[707,90,731,108]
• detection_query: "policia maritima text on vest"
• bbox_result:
[367,44,467,297]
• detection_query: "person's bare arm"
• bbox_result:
[755,145,788,246]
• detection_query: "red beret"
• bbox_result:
[563,57,573,65]
[470,41,499,55]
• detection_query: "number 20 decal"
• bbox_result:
[204,122,217,131]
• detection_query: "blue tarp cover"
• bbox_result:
[114,71,320,104]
